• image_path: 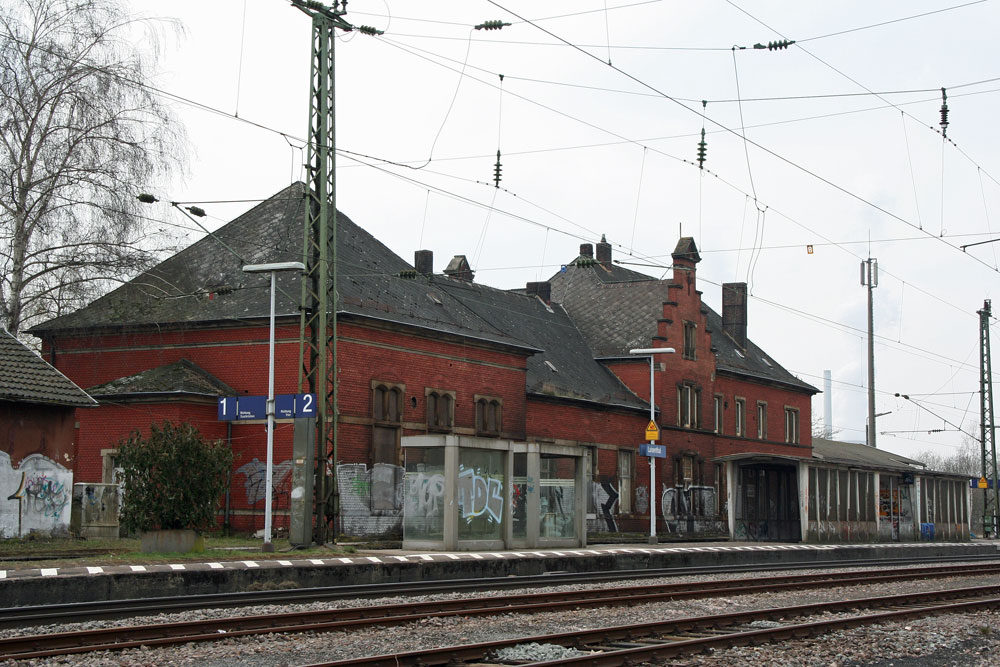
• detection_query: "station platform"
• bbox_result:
[2,540,999,608]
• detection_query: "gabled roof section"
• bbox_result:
[548,255,817,394]
[30,184,532,353]
[433,278,646,410]
[0,328,96,407]
[86,359,236,400]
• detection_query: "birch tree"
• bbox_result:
[0,0,184,336]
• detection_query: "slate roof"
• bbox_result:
[86,359,236,400]
[548,249,817,394]
[30,183,533,353]
[432,278,645,409]
[0,328,96,407]
[30,184,646,412]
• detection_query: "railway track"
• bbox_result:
[2,552,998,628]
[1,561,999,661]
[302,585,1000,666]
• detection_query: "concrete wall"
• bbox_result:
[0,451,73,537]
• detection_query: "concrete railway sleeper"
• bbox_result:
[2,564,1000,661]
[302,587,1000,666]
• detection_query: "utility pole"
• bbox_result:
[289,0,353,546]
[979,299,998,538]
[861,258,878,447]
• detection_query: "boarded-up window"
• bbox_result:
[373,383,403,423]
[426,389,455,430]
[475,396,502,436]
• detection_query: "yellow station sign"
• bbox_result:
[645,420,660,441]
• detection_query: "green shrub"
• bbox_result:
[117,422,233,533]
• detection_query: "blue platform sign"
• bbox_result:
[640,443,666,458]
[275,394,295,419]
[218,393,317,421]
[237,395,267,420]
[295,393,316,418]
[217,396,238,421]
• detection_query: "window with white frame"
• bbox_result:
[618,449,634,513]
[677,382,701,429]
[735,398,746,436]
[757,401,767,439]
[784,407,800,444]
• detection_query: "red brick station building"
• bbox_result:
[29,184,970,547]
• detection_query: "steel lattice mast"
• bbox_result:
[980,299,999,538]
[290,0,352,545]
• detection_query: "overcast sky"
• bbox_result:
[127,0,1000,462]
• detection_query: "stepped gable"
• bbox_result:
[549,239,816,393]
[86,359,236,401]
[0,328,96,407]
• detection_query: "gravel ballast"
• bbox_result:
[2,562,1000,666]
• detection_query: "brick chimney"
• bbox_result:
[596,234,612,268]
[414,249,433,275]
[526,281,551,303]
[722,282,748,349]
[443,255,474,282]
[579,243,593,258]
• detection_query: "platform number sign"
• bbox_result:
[218,396,237,421]
[218,393,316,421]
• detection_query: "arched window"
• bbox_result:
[426,389,455,431]
[475,396,502,435]
[373,383,403,423]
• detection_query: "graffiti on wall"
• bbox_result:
[457,467,503,524]
[635,486,649,515]
[591,481,619,532]
[734,520,769,541]
[236,458,294,505]
[24,474,69,518]
[405,470,445,520]
[1,452,73,538]
[340,463,406,536]
[661,485,717,520]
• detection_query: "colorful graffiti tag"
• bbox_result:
[1,452,73,537]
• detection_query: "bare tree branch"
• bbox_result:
[0,0,186,336]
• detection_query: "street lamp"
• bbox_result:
[867,410,892,447]
[243,261,305,551]
[629,347,676,544]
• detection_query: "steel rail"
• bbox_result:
[2,562,1000,660]
[302,585,1000,666]
[1,552,997,628]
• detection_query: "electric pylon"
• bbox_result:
[290,0,353,546]
[980,300,998,538]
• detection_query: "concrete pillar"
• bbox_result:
[576,449,587,547]
[526,443,540,547]
[443,435,459,550]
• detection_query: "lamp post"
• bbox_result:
[629,347,676,544]
[243,261,306,551]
